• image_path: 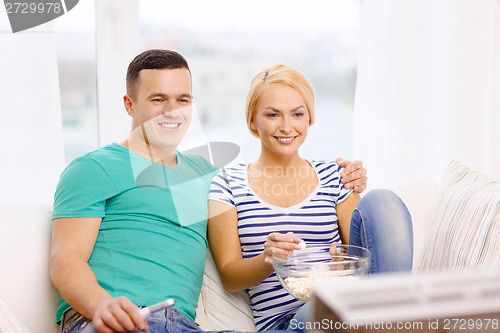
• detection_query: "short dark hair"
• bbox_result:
[126,49,191,98]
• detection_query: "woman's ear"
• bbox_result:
[249,120,261,138]
[250,118,256,131]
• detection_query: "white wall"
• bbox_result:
[354,0,500,187]
[0,9,64,333]
[0,13,65,206]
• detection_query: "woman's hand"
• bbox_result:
[336,158,368,193]
[263,232,303,266]
[329,242,338,256]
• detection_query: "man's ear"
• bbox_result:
[123,95,133,116]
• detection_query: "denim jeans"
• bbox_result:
[269,189,413,331]
[59,308,284,333]
[59,308,208,333]
[266,302,313,332]
[348,189,413,273]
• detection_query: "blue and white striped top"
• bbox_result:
[208,160,353,331]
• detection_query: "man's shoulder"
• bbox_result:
[63,143,128,177]
[70,143,124,165]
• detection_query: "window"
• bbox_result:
[54,0,98,164]
[54,0,360,164]
[139,0,360,162]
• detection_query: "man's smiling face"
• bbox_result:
[125,68,193,154]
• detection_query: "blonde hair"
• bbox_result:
[245,64,315,137]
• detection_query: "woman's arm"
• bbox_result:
[335,192,361,244]
[208,200,301,293]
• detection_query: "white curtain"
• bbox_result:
[354,0,500,187]
[0,17,65,205]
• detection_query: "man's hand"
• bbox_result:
[336,158,367,193]
[92,297,148,333]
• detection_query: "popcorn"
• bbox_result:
[284,275,355,301]
[285,276,314,301]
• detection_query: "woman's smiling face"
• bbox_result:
[251,83,310,157]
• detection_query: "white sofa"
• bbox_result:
[0,177,439,333]
[2,160,498,332]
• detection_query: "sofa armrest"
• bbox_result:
[388,178,439,269]
[0,203,59,333]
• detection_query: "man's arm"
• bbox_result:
[50,218,147,333]
[336,158,368,193]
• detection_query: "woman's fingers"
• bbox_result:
[264,232,305,265]
[265,232,303,251]
[329,241,338,255]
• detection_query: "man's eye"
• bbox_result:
[152,98,164,103]
[179,98,191,103]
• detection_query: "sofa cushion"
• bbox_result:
[196,250,256,331]
[418,160,500,270]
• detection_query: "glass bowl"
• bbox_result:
[273,244,371,301]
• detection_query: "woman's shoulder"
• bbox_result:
[309,159,341,172]
[309,159,343,186]
[222,163,247,174]
[212,163,247,183]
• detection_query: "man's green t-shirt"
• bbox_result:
[52,143,217,323]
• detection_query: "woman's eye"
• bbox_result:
[293,112,304,117]
[266,113,278,118]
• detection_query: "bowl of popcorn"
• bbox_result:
[273,243,371,302]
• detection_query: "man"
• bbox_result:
[50,49,367,333]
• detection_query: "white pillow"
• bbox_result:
[418,161,500,270]
[196,250,256,331]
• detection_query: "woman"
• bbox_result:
[207,65,412,331]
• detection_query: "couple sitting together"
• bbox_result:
[50,49,413,333]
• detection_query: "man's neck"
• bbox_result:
[120,139,178,168]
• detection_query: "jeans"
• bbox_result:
[267,302,313,332]
[60,308,212,333]
[59,308,284,333]
[349,189,413,273]
[270,189,413,331]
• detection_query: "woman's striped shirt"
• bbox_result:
[208,160,353,331]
